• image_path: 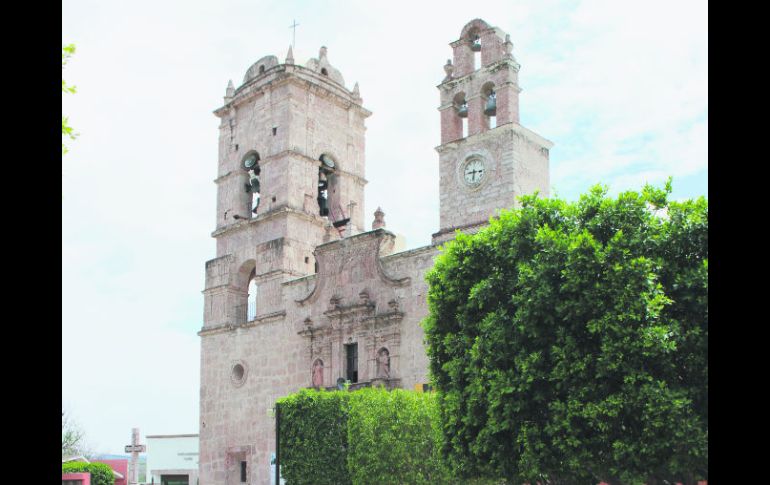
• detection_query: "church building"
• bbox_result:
[198,18,552,485]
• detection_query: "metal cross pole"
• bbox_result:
[124,428,146,485]
[289,19,299,49]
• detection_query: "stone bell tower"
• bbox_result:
[199,46,370,485]
[433,18,553,244]
[203,46,370,329]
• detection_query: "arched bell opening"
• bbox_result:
[453,92,468,138]
[317,154,336,217]
[471,34,481,70]
[242,151,261,217]
[481,82,497,130]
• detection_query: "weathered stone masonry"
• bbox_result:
[199,18,552,485]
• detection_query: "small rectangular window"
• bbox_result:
[462,118,468,138]
[272,127,277,136]
[345,343,358,383]
[240,461,247,482]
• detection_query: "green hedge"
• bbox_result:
[347,387,450,485]
[277,388,352,485]
[277,387,453,485]
[62,462,115,485]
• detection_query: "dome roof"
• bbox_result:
[305,46,345,87]
[242,55,279,85]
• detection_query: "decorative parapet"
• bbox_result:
[295,228,411,306]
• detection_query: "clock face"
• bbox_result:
[463,159,485,186]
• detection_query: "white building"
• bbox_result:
[146,434,199,485]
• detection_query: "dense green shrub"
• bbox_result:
[422,182,708,485]
[277,387,453,485]
[62,461,115,485]
[347,387,450,485]
[277,388,351,485]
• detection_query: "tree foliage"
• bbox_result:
[62,44,77,155]
[423,182,707,485]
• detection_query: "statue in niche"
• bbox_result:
[376,348,390,379]
[312,359,324,387]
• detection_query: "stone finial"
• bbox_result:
[225,80,234,101]
[372,207,386,230]
[504,34,513,59]
[352,82,360,98]
[443,59,454,81]
[319,46,328,59]
[286,45,294,65]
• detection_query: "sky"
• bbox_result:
[62,0,707,454]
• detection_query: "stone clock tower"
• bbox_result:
[433,19,553,244]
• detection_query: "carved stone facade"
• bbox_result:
[199,19,552,485]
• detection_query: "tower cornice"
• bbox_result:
[213,64,371,118]
[437,58,521,91]
[435,122,554,154]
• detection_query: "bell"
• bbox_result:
[250,176,260,193]
[471,37,481,52]
[243,154,258,170]
[318,179,328,191]
[457,103,468,118]
[320,154,335,169]
[484,94,497,116]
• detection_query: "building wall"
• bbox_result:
[146,436,199,484]
[90,459,127,485]
[62,472,91,485]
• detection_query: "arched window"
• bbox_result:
[246,271,258,322]
[259,65,265,75]
[247,275,257,321]
[242,151,261,216]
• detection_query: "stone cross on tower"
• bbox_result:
[288,19,299,49]
[124,428,145,485]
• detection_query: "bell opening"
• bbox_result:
[484,91,497,117]
[471,35,481,52]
